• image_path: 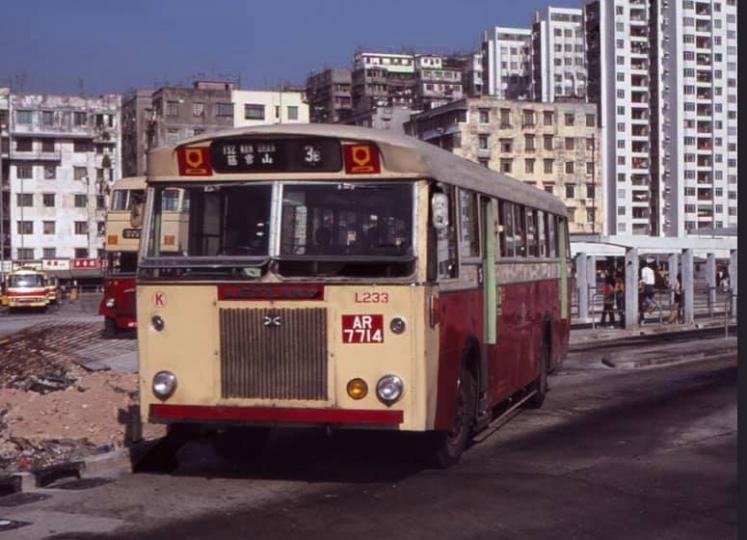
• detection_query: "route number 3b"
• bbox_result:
[341,314,384,344]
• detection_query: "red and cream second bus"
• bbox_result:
[100,177,146,336]
[137,125,570,467]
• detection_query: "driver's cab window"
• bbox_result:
[433,184,458,279]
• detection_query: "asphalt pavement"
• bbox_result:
[0,335,736,539]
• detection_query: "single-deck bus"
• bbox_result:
[137,125,570,467]
[5,267,51,310]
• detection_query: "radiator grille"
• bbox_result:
[219,308,328,400]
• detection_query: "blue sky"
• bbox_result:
[1,0,580,95]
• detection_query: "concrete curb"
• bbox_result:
[0,443,143,498]
[570,321,737,349]
[602,350,737,370]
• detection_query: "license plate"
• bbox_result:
[341,314,384,344]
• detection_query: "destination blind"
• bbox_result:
[210,138,342,173]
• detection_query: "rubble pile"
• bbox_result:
[0,324,155,473]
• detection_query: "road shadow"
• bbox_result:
[129,423,431,485]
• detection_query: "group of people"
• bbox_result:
[598,260,683,328]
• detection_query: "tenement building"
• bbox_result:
[232,89,309,127]
[121,81,235,176]
[585,0,737,237]
[405,97,603,234]
[305,68,353,123]
[2,91,121,260]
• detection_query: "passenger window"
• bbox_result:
[498,200,515,257]
[434,185,458,279]
[547,214,558,257]
[514,204,526,257]
[458,189,480,258]
[537,210,547,257]
[526,209,538,257]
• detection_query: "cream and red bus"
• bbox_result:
[100,177,187,336]
[5,267,51,310]
[100,177,146,336]
[137,125,570,467]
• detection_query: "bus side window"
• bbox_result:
[498,200,515,258]
[561,217,571,259]
[431,184,458,279]
[547,214,558,258]
[514,204,526,257]
[526,208,538,257]
[457,188,480,258]
[537,210,547,257]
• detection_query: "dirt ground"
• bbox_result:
[0,324,161,472]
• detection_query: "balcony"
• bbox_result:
[697,172,713,184]
[631,126,650,137]
[630,10,647,24]
[631,142,650,154]
[697,139,713,151]
[631,76,649,87]
[631,92,650,105]
[696,37,712,49]
[632,191,650,202]
[696,88,713,100]
[631,208,650,219]
[695,20,712,32]
[630,26,648,38]
[631,174,650,186]
[631,110,649,121]
[630,59,649,72]
[696,54,712,66]
[697,122,712,134]
[630,44,650,56]
[697,157,713,168]
[697,188,713,201]
[632,157,649,169]
[695,3,712,16]
[696,73,712,84]
[11,149,61,161]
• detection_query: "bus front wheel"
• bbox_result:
[428,363,476,469]
[526,339,549,409]
[103,317,118,338]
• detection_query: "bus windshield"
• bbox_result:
[141,182,414,279]
[278,182,414,277]
[111,189,145,211]
[9,274,44,288]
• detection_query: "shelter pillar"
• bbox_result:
[668,253,679,304]
[575,253,588,322]
[729,249,737,317]
[624,247,638,328]
[706,253,716,316]
[682,249,695,325]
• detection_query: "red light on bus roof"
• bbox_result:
[177,147,211,176]
[343,143,381,175]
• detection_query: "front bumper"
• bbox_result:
[149,404,404,427]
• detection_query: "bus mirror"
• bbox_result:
[431,193,449,230]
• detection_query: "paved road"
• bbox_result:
[0,340,735,539]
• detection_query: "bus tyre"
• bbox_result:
[526,340,549,409]
[429,364,476,469]
[135,422,199,473]
[103,317,118,338]
[211,426,271,464]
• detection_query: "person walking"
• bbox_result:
[640,260,657,314]
[667,272,683,324]
[614,273,625,328]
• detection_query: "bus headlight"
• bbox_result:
[152,371,177,400]
[390,317,406,334]
[105,298,116,309]
[376,375,403,405]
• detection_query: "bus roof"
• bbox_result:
[112,176,147,191]
[149,124,567,216]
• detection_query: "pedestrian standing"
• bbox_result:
[667,273,683,324]
[600,275,616,327]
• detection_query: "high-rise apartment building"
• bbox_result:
[531,7,587,102]
[481,27,533,99]
[413,54,465,111]
[586,0,737,237]
[2,91,121,261]
[305,68,353,123]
